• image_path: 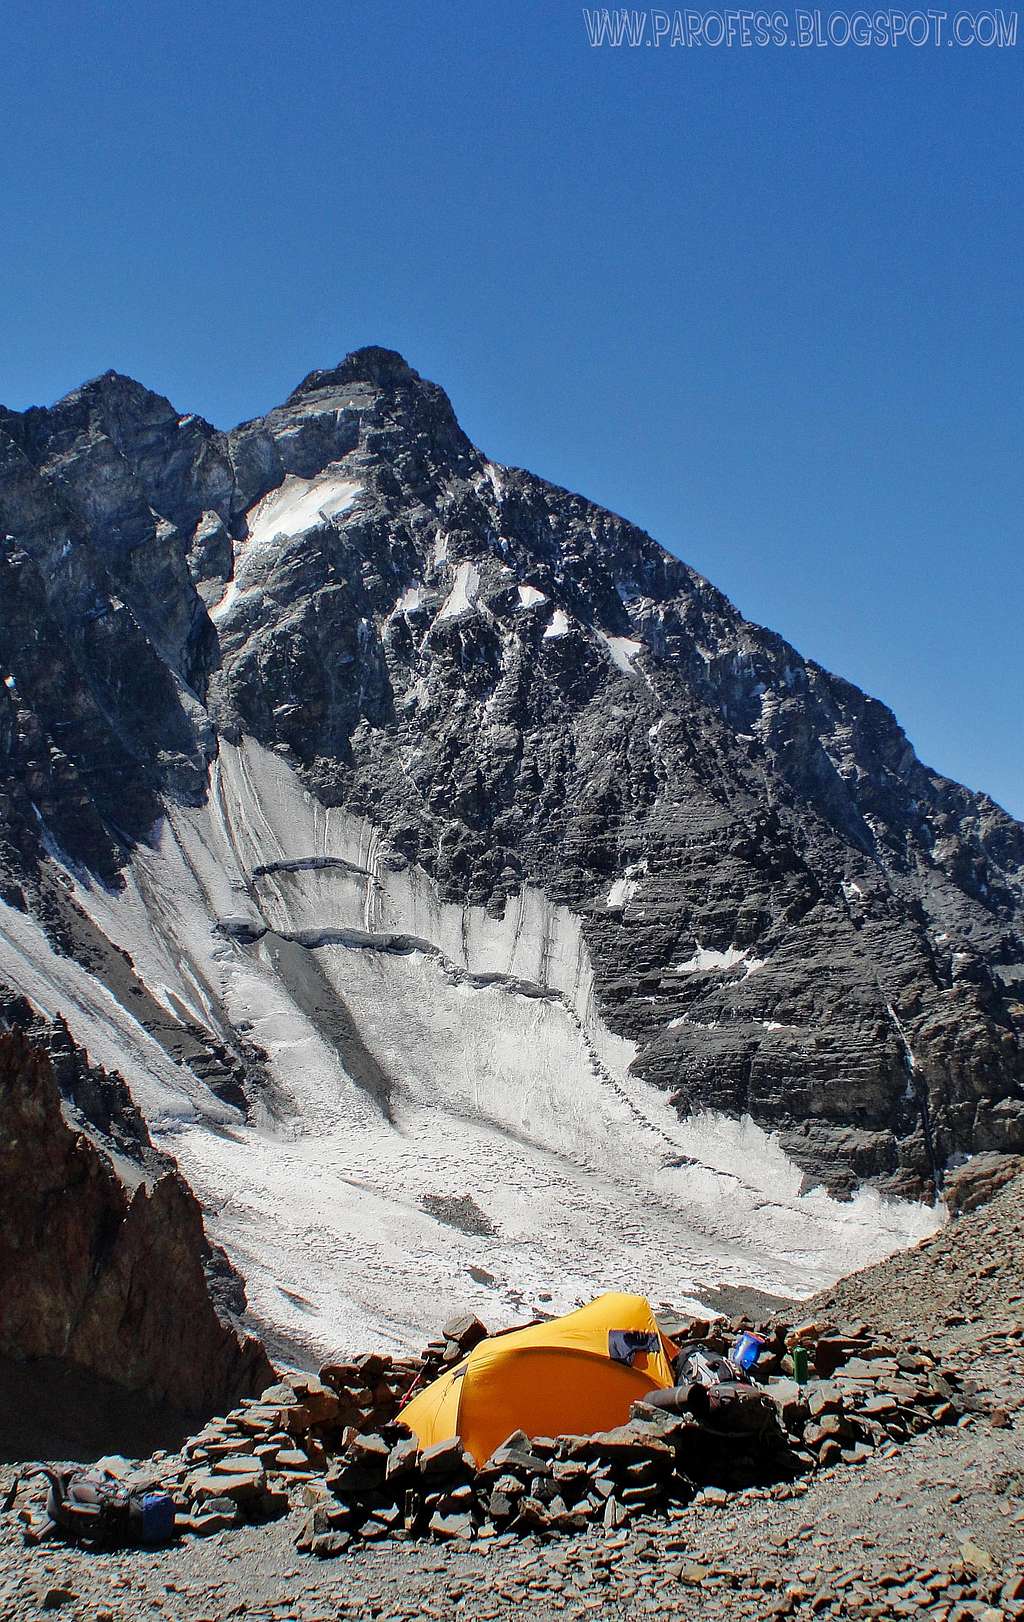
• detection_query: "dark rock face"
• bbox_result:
[0,986,161,1173]
[0,1021,273,1413]
[0,348,1022,1201]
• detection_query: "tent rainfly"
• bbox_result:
[400,1292,678,1466]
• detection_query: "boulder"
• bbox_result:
[385,1437,420,1482]
[190,1464,266,1504]
[483,1437,552,1479]
[441,1314,488,1353]
[420,1437,474,1479]
[428,1510,475,1540]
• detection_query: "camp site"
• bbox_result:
[12,1288,981,1555]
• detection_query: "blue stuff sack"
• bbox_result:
[140,1492,176,1543]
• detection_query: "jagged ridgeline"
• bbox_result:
[1,348,1021,1362]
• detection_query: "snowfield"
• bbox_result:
[516,585,547,609]
[435,560,481,621]
[210,468,362,624]
[0,739,940,1365]
[598,632,644,675]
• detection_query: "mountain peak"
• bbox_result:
[287,346,422,403]
[0,347,1021,1285]
[71,368,174,409]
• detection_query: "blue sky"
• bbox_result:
[2,0,1021,814]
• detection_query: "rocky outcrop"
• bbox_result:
[0,348,1021,1206]
[0,1025,273,1413]
[942,1152,1024,1216]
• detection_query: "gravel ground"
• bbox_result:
[3,1394,1021,1622]
[3,1180,1023,1621]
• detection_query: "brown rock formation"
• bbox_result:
[942,1150,1024,1216]
[0,1027,273,1416]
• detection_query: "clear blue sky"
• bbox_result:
[2,1,1021,815]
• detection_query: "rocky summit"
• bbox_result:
[0,348,1022,1365]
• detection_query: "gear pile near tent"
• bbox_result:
[400,1293,678,1465]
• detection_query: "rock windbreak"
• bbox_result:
[0,345,1021,1207]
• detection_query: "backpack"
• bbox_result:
[703,1382,780,1436]
[30,1467,176,1547]
[673,1341,750,1388]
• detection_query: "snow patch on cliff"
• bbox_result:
[245,468,362,549]
[436,560,481,621]
[598,632,643,675]
[673,944,765,975]
[394,585,425,615]
[517,584,547,609]
[210,467,361,624]
[544,609,570,639]
[606,876,639,908]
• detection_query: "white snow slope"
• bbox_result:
[210,467,362,625]
[0,738,939,1365]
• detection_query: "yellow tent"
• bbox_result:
[400,1293,677,1466]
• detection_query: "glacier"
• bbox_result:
[0,738,939,1367]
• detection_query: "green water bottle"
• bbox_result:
[793,1345,809,1385]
